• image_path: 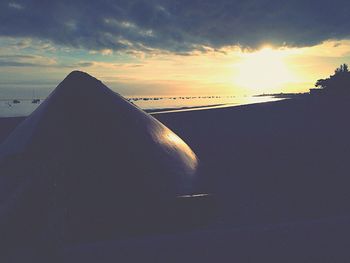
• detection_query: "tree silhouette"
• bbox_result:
[335,63,349,74]
[315,64,350,95]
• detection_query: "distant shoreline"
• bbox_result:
[146,103,227,114]
[254,92,309,99]
[149,98,285,114]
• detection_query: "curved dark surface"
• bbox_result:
[0,71,199,250]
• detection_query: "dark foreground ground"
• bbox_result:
[2,96,350,262]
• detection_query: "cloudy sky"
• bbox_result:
[1,0,350,97]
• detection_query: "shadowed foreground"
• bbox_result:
[157,96,350,225]
[1,90,350,261]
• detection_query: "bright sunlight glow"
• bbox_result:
[234,47,296,93]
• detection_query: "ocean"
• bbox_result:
[0,95,282,117]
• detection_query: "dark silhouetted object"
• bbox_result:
[315,63,350,95]
[0,71,203,260]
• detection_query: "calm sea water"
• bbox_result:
[0,95,282,117]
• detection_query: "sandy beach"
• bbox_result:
[156,96,350,224]
[2,95,350,261]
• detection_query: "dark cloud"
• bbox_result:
[0,54,55,67]
[0,54,94,68]
[0,60,93,68]
[74,62,94,67]
[1,0,350,53]
[0,61,40,67]
[0,55,37,59]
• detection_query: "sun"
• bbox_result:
[234,47,295,93]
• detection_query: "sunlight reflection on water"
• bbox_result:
[130,95,282,112]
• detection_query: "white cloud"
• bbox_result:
[8,2,24,10]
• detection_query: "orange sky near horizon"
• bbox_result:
[1,39,350,97]
[74,40,350,96]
